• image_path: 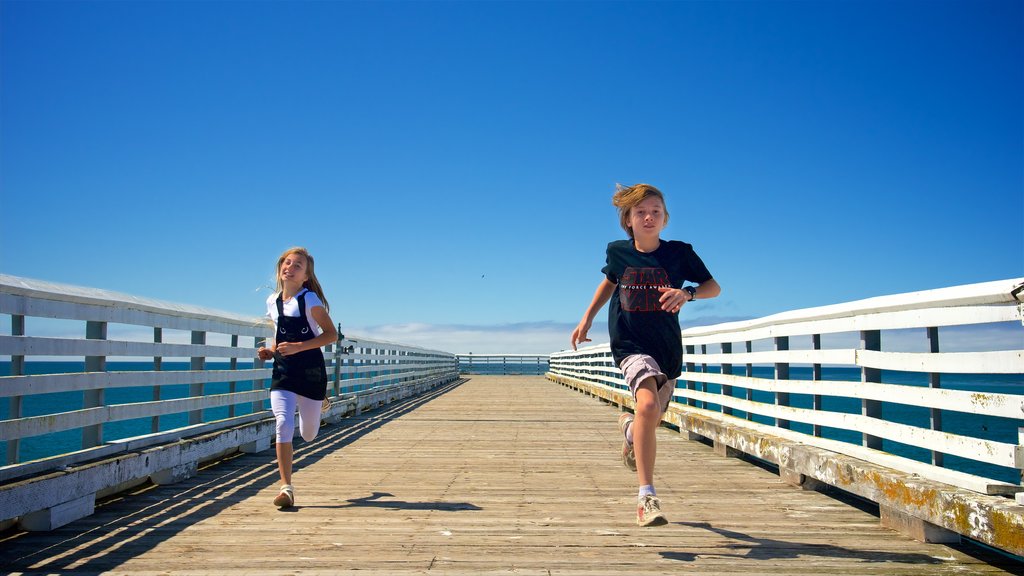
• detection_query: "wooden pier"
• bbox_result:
[1,376,1020,575]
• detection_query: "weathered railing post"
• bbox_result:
[228,334,239,418]
[84,320,106,448]
[6,314,25,464]
[152,327,163,433]
[775,335,790,430]
[189,330,205,426]
[927,326,944,467]
[253,335,265,414]
[721,342,733,416]
[699,343,708,410]
[1019,428,1024,499]
[744,340,754,421]
[811,333,822,438]
[684,343,697,408]
[331,325,341,398]
[860,329,882,450]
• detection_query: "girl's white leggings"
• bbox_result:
[270,389,322,444]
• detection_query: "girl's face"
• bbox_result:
[279,253,310,287]
[628,196,667,239]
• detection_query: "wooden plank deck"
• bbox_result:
[1,376,1020,575]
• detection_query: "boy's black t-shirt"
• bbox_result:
[602,239,713,380]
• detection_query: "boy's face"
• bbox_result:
[628,196,666,240]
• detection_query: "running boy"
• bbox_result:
[570,183,720,526]
[258,247,338,509]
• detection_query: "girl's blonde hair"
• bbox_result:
[275,246,330,312]
[612,183,669,238]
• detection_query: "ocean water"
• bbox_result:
[1,362,1021,484]
[0,361,267,465]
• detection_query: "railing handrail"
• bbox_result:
[457,353,551,357]
[0,273,265,331]
[681,277,1023,340]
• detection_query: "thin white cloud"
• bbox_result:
[347,321,593,355]
[347,315,754,355]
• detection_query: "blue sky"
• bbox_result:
[1,0,1021,354]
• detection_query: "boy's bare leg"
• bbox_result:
[632,377,661,486]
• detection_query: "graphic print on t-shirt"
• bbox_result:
[619,267,672,312]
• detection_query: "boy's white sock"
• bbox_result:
[638,485,656,499]
[624,421,634,445]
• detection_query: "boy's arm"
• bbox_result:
[657,277,722,313]
[695,278,721,300]
[571,278,616,350]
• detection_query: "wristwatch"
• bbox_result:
[683,286,697,301]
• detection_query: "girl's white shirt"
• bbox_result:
[265,288,325,340]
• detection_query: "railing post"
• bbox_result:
[7,314,25,464]
[253,334,266,414]
[775,336,790,430]
[927,327,944,467]
[189,330,206,426]
[861,329,882,449]
[332,324,342,398]
[699,343,708,410]
[744,340,753,421]
[84,320,107,449]
[721,342,733,416]
[228,334,239,418]
[812,333,822,438]
[1019,428,1024,495]
[685,344,697,407]
[152,327,163,433]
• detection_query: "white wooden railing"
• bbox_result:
[457,353,549,375]
[548,278,1024,555]
[0,274,459,529]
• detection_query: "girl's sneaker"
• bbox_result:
[274,484,294,508]
[618,413,636,471]
[637,494,667,527]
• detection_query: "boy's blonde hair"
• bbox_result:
[275,246,330,312]
[612,183,669,238]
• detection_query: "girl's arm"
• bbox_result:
[571,278,616,350]
[257,299,277,360]
[257,340,275,360]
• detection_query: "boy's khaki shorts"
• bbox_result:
[619,354,674,412]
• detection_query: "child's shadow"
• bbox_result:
[300,491,482,512]
[660,521,944,564]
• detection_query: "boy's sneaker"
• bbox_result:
[637,494,667,527]
[618,413,636,471]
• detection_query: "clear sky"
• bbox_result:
[1,0,1021,354]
